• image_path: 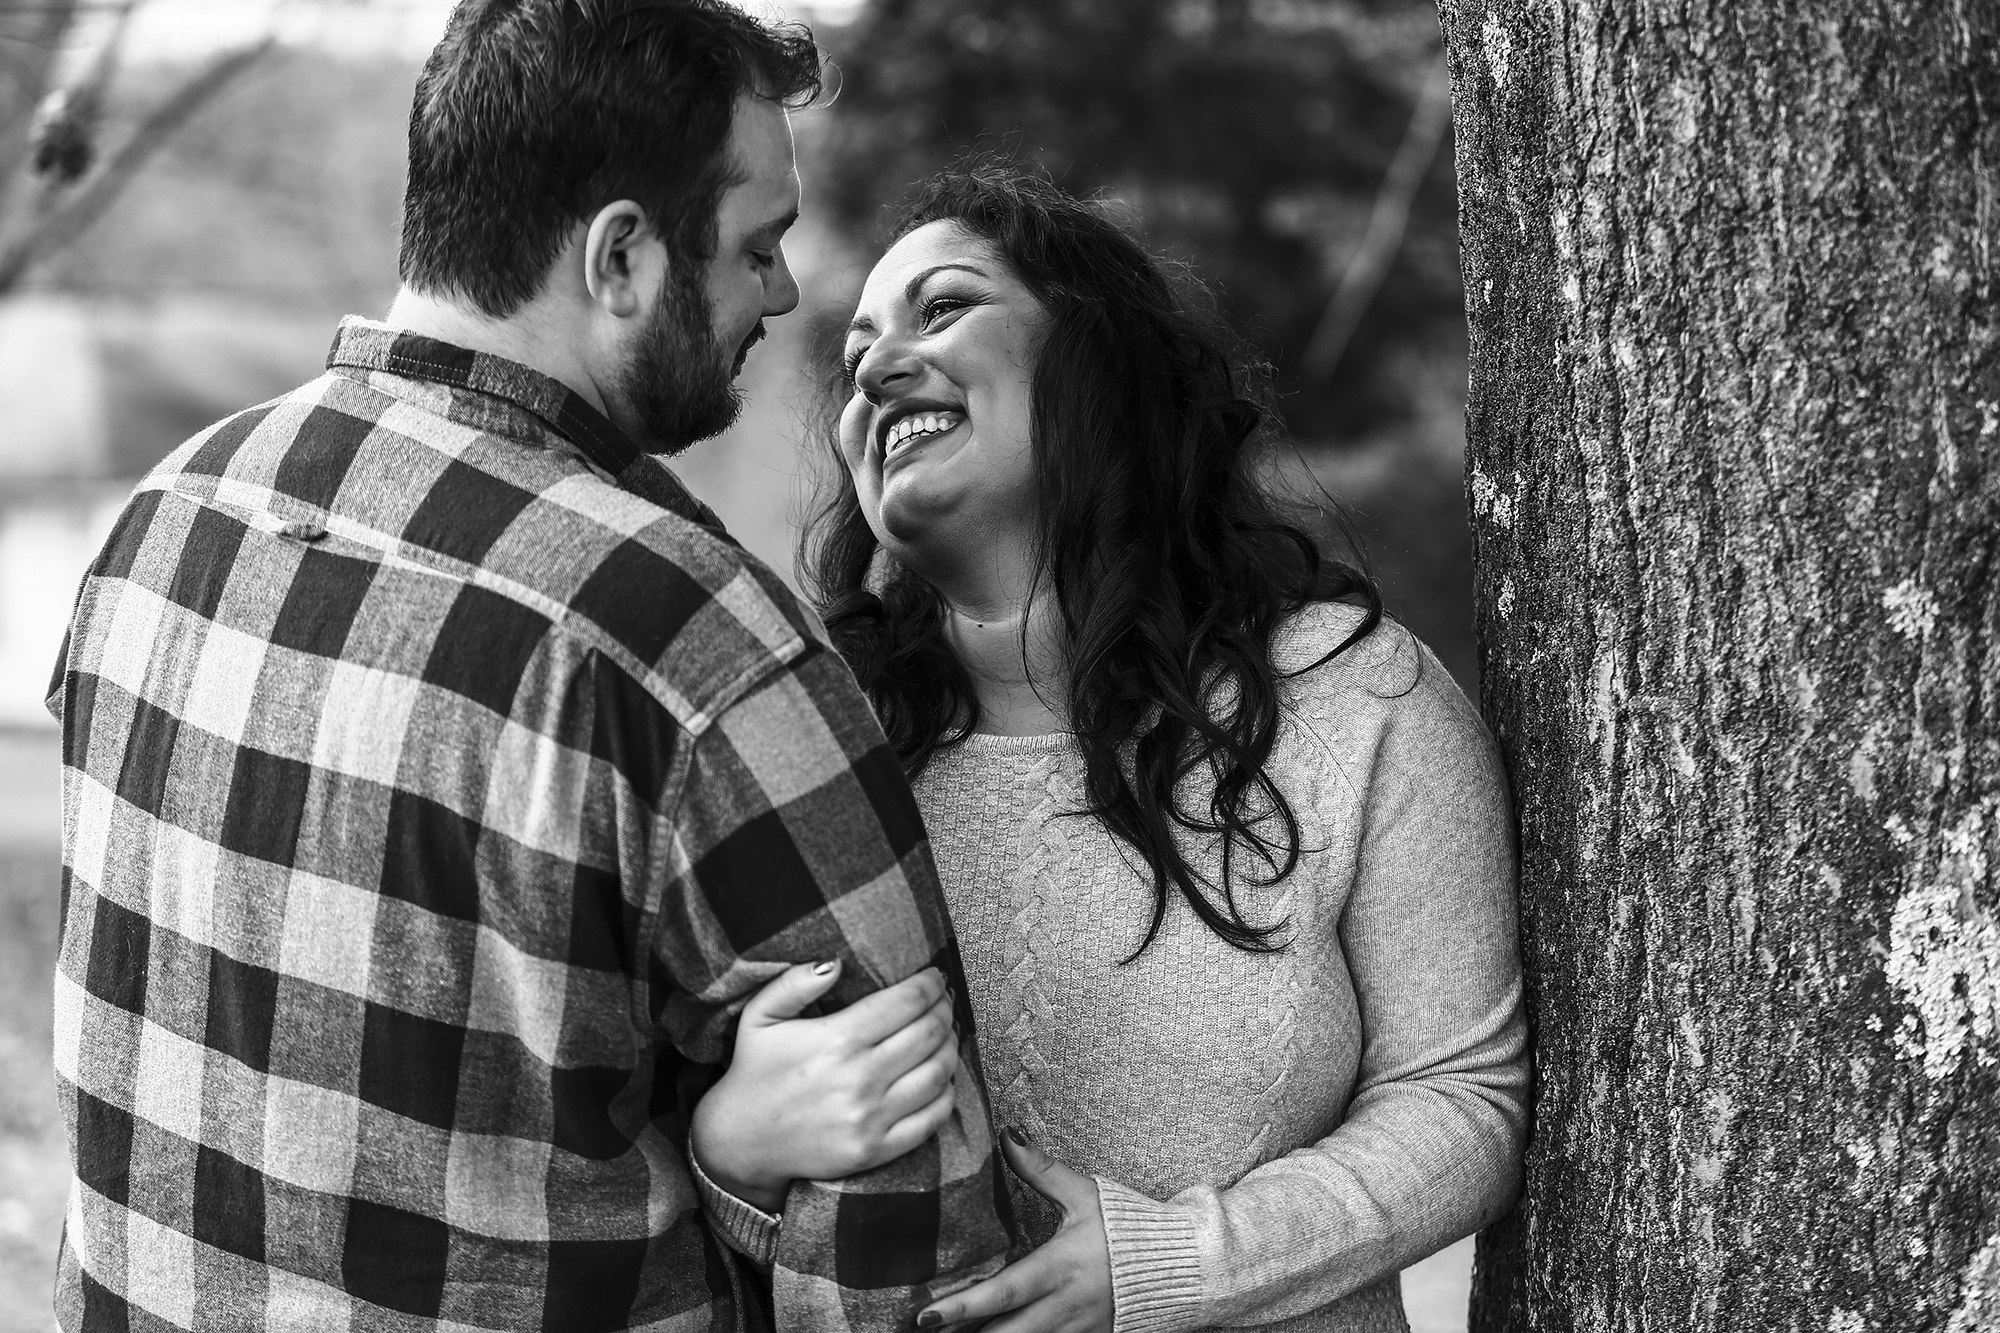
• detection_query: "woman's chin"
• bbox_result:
[875,475,964,546]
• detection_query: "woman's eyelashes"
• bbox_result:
[841,291,986,387]
[918,293,976,327]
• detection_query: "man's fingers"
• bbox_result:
[917,1254,1056,1328]
[825,967,947,1044]
[739,958,841,1025]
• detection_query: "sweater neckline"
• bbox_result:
[953,728,1073,755]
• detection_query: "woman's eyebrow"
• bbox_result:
[848,262,992,335]
[904,262,990,301]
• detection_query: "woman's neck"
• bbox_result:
[938,593,1066,737]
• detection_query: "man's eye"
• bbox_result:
[751,250,776,269]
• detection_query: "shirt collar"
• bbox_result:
[325,316,733,540]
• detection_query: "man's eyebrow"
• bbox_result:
[847,262,992,335]
[747,209,799,245]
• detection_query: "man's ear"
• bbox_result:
[582,200,663,319]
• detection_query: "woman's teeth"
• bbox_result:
[885,411,964,457]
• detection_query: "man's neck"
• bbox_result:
[383,286,611,419]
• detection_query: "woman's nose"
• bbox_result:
[854,337,918,400]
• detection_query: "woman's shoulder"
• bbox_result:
[1271,599,1406,679]
[1271,599,1436,705]
[1271,600,1497,782]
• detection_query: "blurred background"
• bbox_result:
[0,0,1475,1327]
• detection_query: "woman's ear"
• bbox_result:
[581,199,662,320]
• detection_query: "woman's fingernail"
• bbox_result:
[813,959,839,976]
[917,1311,942,1328]
[1005,1126,1029,1147]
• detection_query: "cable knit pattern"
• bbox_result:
[920,606,1528,1333]
[1005,751,1071,1143]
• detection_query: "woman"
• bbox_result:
[693,160,1527,1333]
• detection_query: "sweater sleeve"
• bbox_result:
[1096,634,1529,1332]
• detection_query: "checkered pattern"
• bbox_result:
[47,318,1014,1332]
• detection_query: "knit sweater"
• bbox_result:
[917,604,1528,1333]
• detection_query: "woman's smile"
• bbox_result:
[839,220,1043,560]
[797,163,1527,1333]
[880,406,968,464]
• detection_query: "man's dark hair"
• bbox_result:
[400,0,821,316]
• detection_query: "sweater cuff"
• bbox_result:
[687,1148,780,1268]
[1095,1177,1204,1333]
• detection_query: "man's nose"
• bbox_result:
[764,248,801,317]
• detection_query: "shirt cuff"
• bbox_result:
[1095,1177,1204,1333]
[688,1148,781,1268]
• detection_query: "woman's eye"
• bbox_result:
[841,349,864,385]
[751,250,776,269]
[919,296,970,327]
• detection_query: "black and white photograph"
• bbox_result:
[0,0,1992,1330]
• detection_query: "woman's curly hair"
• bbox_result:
[801,157,1382,959]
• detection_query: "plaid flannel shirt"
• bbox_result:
[47,318,1015,1333]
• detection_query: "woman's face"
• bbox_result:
[839,221,1045,577]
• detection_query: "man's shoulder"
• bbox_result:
[505,472,822,732]
[137,372,822,735]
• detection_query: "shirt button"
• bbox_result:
[277,520,327,542]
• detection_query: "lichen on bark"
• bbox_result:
[1438,0,2000,1329]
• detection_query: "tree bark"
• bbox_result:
[1436,1,2000,1329]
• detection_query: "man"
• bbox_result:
[45,2,1013,1328]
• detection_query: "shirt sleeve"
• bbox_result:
[649,638,1015,1327]
[1090,644,1528,1333]
[47,622,72,723]
[687,1145,780,1268]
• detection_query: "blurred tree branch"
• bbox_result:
[0,0,81,194]
[816,0,1464,441]
[1300,54,1450,380]
[0,37,274,291]
[0,0,276,296]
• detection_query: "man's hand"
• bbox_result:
[690,961,960,1211]
[918,1130,1114,1333]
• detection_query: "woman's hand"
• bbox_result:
[918,1130,1114,1333]
[690,960,961,1211]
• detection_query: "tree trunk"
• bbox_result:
[1436,2,2000,1329]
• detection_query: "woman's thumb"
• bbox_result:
[1000,1127,1090,1209]
[742,958,842,1025]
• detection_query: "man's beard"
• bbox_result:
[622,269,766,456]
